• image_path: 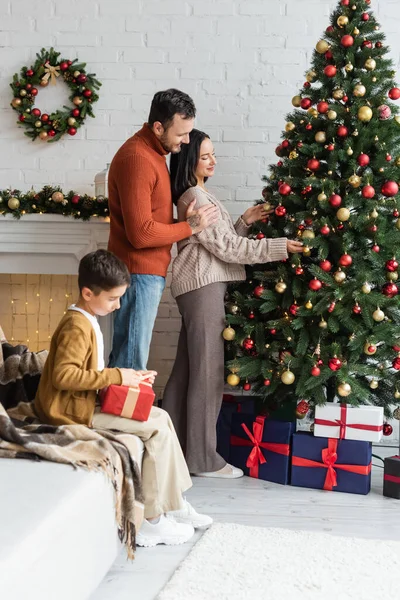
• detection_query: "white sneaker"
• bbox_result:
[168,499,213,530]
[136,515,194,547]
[193,463,244,479]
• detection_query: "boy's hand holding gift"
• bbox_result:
[100,369,158,422]
[119,369,157,387]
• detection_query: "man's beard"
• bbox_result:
[159,133,182,154]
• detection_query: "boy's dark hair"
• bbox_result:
[78,250,130,294]
[148,89,196,129]
[170,129,210,204]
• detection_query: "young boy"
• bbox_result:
[35,249,212,547]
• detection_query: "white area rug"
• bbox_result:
[157,523,400,600]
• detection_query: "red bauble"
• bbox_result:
[77,74,87,84]
[67,60,72,65]
[83,89,92,98]
[353,304,362,314]
[357,153,370,167]
[369,224,378,233]
[383,423,393,436]
[382,283,399,298]
[263,379,271,386]
[295,267,304,275]
[31,88,38,96]
[305,124,313,131]
[324,65,337,78]
[18,114,25,122]
[304,82,311,89]
[68,127,77,136]
[393,357,400,370]
[296,400,309,416]
[337,223,344,230]
[304,218,313,225]
[329,194,342,207]
[386,259,399,272]
[339,254,353,267]
[382,181,399,197]
[328,357,342,371]
[341,0,349,4]
[275,205,287,217]
[26,83,32,91]
[297,142,303,148]
[254,285,265,298]
[71,109,80,117]
[326,25,334,33]
[304,186,312,194]
[328,302,336,313]
[327,143,335,151]
[279,183,291,195]
[337,126,348,138]
[301,98,312,110]
[341,35,354,47]
[361,12,369,21]
[319,259,332,272]
[41,113,49,122]
[248,311,255,319]
[394,210,400,218]
[277,161,283,167]
[281,140,290,149]
[307,158,320,171]
[389,87,400,100]
[311,366,321,377]
[256,233,265,239]
[289,304,299,316]
[362,40,373,49]
[60,61,69,71]
[375,41,382,48]
[342,95,349,103]
[362,185,375,199]
[309,278,322,291]
[31,108,41,117]
[325,50,333,60]
[317,101,329,113]
[393,346,400,352]
[386,154,392,162]
[71,194,80,204]
[275,145,283,156]
[298,224,305,231]
[243,382,251,391]
[270,328,277,335]
[372,245,380,253]
[243,338,254,350]
[26,69,34,77]
[320,224,330,235]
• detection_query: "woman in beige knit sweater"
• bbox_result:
[162,130,303,478]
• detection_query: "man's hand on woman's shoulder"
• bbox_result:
[185,199,219,235]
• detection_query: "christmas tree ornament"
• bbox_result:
[382,181,399,197]
[337,126,348,137]
[305,124,313,131]
[285,122,295,132]
[370,379,379,389]
[373,308,385,322]
[336,207,350,221]
[361,12,370,21]
[317,101,329,113]
[339,253,352,266]
[222,326,236,341]
[34,120,42,128]
[353,27,360,35]
[289,303,299,316]
[281,369,295,385]
[386,259,398,272]
[333,88,345,100]
[249,311,255,319]
[227,374,240,386]
[302,230,315,240]
[319,319,328,329]
[296,400,309,419]
[353,84,366,97]
[275,281,287,294]
[327,143,335,151]
[382,283,398,297]
[386,154,392,161]
[327,109,337,120]
[369,224,378,233]
[320,224,330,235]
[358,106,373,122]
[393,406,400,416]
[365,58,376,71]
[362,282,372,294]
[226,303,239,315]
[292,95,302,107]
[307,107,318,118]
[346,147,353,156]
[311,365,321,376]
[329,193,342,207]
[316,40,330,54]
[389,87,400,100]
[303,247,311,257]
[324,65,337,78]
[279,183,291,195]
[337,15,349,27]
[275,205,287,217]
[51,191,64,203]
[362,40,373,49]
[289,150,299,160]
[8,197,20,210]
[263,379,271,386]
[329,357,342,371]
[378,105,391,120]
[345,63,354,73]
[305,300,313,309]
[39,131,48,140]
[341,35,354,47]
[243,382,251,391]
[353,303,362,314]
[364,343,377,355]
[307,158,320,171]
[309,278,322,291]
[372,245,380,252]
[387,272,399,282]
[334,270,346,283]
[315,131,326,143]
[328,302,336,313]
[306,70,317,82]
[295,266,304,275]
[383,423,393,436]
[357,154,370,170]
[338,382,352,397]
[301,98,312,110]
[318,192,327,202]
[242,337,255,350]
[254,285,265,297]
[319,259,332,271]
[370,209,378,219]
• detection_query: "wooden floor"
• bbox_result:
[91,446,400,600]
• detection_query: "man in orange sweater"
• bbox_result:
[108,89,218,369]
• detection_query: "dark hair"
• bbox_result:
[78,250,130,294]
[170,129,210,204]
[148,88,196,129]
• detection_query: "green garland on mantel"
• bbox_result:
[0,186,109,220]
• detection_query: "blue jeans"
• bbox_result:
[108,274,165,370]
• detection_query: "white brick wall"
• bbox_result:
[1,0,400,391]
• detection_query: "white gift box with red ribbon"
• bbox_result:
[314,403,384,443]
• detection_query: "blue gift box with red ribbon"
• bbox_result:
[217,395,256,462]
[229,413,295,484]
[291,432,372,495]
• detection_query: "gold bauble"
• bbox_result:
[348,174,362,188]
[40,79,49,87]
[353,84,366,97]
[364,342,376,355]
[305,300,313,309]
[315,131,326,143]
[336,207,350,221]
[328,170,333,175]
[222,326,236,341]
[327,110,337,120]
[338,382,352,397]
[353,27,360,35]
[308,107,318,118]
[333,88,345,100]
[396,157,400,166]
[387,272,398,282]
[345,63,354,72]
[370,379,379,389]
[365,58,376,71]
[318,192,327,202]
[11,97,22,108]
[334,270,346,283]
[51,191,64,203]
[226,303,239,315]
[396,218,400,230]
[275,281,287,294]
[393,405,400,416]
[289,150,298,160]
[319,319,328,329]
[34,120,42,128]
[370,208,378,219]
[352,130,359,137]
[39,131,48,140]
[292,95,302,107]
[227,373,240,386]
[302,230,315,240]
[73,70,81,78]
[358,106,373,122]
[303,246,311,256]
[395,116,400,126]
[337,15,349,27]
[306,70,317,83]
[19,89,27,97]
[7,197,20,210]
[316,40,330,54]
[281,370,295,385]
[347,147,354,156]
[67,117,77,126]
[372,309,385,322]
[73,96,83,106]
[362,282,372,294]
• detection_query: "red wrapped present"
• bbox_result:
[99,383,155,421]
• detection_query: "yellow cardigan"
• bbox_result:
[35,311,122,426]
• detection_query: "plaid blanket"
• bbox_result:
[0,329,144,558]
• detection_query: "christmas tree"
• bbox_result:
[224,0,400,426]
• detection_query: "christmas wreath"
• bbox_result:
[10,47,101,142]
[0,186,109,221]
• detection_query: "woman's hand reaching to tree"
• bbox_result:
[242,203,274,226]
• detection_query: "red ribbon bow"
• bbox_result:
[230,416,290,478]
[292,438,371,491]
[314,404,383,440]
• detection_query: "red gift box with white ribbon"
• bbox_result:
[99,382,155,422]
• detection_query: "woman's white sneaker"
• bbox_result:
[168,499,213,529]
[192,463,244,479]
[136,515,194,547]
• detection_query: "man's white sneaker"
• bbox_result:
[136,515,194,547]
[193,463,244,479]
[168,499,213,529]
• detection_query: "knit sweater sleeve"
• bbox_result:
[180,188,288,265]
[234,216,251,237]
[117,154,192,249]
[52,324,123,391]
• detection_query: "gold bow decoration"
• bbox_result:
[42,62,61,86]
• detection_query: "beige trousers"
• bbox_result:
[92,406,192,519]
